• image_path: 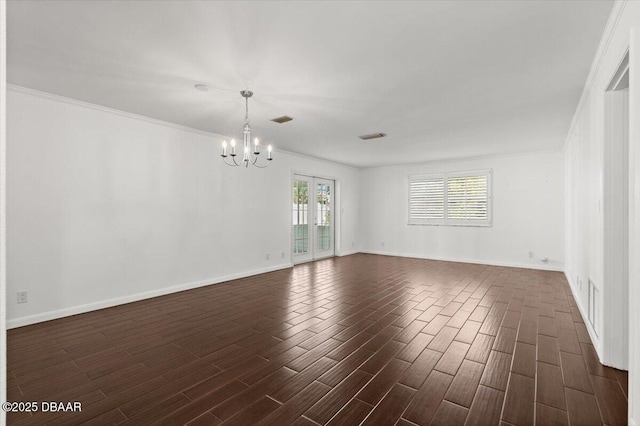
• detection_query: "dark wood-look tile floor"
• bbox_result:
[6,254,628,425]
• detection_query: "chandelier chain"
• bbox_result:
[245,96,250,124]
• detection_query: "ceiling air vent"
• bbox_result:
[194,83,210,92]
[359,133,386,140]
[271,116,293,124]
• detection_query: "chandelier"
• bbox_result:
[220,90,273,168]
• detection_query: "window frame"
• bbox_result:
[408,169,492,227]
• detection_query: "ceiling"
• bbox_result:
[7,1,613,167]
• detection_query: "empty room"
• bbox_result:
[0,0,639,425]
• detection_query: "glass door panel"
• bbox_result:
[315,179,334,258]
[293,175,312,263]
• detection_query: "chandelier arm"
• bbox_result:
[222,156,241,167]
[253,153,267,164]
[251,161,272,169]
[249,153,272,168]
[249,151,258,165]
[223,153,270,168]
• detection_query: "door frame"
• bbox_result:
[603,50,630,370]
[290,170,339,265]
[628,26,640,425]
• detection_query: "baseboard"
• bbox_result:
[7,263,293,329]
[564,270,603,361]
[337,249,360,257]
[4,252,566,328]
[361,250,564,272]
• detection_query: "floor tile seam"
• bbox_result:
[500,338,532,426]
[354,381,416,424]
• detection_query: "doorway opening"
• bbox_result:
[292,174,335,264]
[603,51,629,370]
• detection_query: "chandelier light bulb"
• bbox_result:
[230,139,236,147]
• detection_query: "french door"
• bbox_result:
[292,175,335,264]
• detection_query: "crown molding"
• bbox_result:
[7,84,361,170]
[363,147,564,171]
[6,84,565,172]
[7,84,229,140]
[563,0,628,150]
[278,147,360,171]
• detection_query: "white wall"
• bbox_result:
[6,86,361,328]
[564,2,640,423]
[360,151,565,270]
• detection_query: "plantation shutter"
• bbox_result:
[446,174,488,222]
[409,175,445,224]
[408,170,491,226]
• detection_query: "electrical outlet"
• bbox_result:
[528,251,534,258]
[17,291,28,304]
[352,241,355,248]
[265,253,270,261]
[381,242,385,247]
[281,252,285,259]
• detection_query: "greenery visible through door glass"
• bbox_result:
[293,181,309,254]
[294,183,308,204]
[317,184,331,251]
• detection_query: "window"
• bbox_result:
[409,170,491,226]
